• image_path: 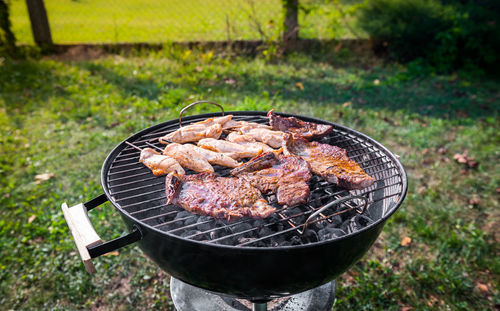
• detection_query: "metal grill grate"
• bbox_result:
[104,112,404,248]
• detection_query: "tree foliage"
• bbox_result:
[357,0,500,72]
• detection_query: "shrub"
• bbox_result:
[357,0,500,72]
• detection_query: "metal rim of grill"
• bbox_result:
[101,111,408,250]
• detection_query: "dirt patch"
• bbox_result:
[44,45,108,61]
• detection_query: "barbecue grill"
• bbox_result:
[62,106,407,310]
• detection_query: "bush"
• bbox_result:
[357,0,500,72]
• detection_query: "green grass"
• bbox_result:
[0,47,498,310]
[9,0,362,44]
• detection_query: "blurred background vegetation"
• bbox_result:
[1,0,499,72]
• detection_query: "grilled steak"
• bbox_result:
[231,152,312,206]
[165,172,275,220]
[268,109,333,139]
[283,134,374,190]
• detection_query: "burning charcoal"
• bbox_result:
[196,216,214,231]
[290,235,302,245]
[237,237,256,244]
[174,211,192,220]
[209,230,223,240]
[355,215,374,227]
[184,216,198,226]
[301,229,319,244]
[342,214,374,234]
[232,222,253,233]
[317,228,343,240]
[180,230,201,238]
[259,226,273,237]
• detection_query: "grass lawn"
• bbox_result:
[9,0,362,44]
[0,46,498,310]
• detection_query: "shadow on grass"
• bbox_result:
[76,62,161,100]
[1,54,498,123]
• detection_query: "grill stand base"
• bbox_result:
[170,277,336,311]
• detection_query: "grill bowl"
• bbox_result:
[99,111,407,300]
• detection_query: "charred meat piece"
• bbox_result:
[268,109,333,139]
[197,138,263,160]
[139,148,185,176]
[283,134,374,190]
[159,115,233,144]
[165,172,275,220]
[231,152,312,206]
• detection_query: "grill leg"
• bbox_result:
[252,302,267,311]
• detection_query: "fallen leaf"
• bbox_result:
[401,236,412,246]
[295,82,305,91]
[469,198,480,206]
[343,102,351,107]
[28,215,36,223]
[35,173,55,184]
[453,153,468,163]
[104,251,119,256]
[437,147,448,155]
[475,282,489,295]
[453,152,478,169]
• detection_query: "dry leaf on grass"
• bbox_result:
[453,152,478,169]
[35,173,55,184]
[401,236,412,246]
[104,251,119,256]
[295,82,305,91]
[475,282,489,295]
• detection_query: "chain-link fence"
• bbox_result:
[10,0,360,45]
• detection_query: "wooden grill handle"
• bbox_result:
[61,202,103,274]
[62,195,143,274]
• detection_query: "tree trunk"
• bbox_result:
[26,0,52,48]
[283,0,298,41]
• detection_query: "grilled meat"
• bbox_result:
[159,115,233,144]
[225,132,279,154]
[283,134,374,190]
[163,144,214,173]
[238,126,283,149]
[164,143,240,169]
[231,152,312,206]
[223,119,271,130]
[268,109,333,139]
[139,148,185,176]
[197,138,263,159]
[165,172,275,220]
